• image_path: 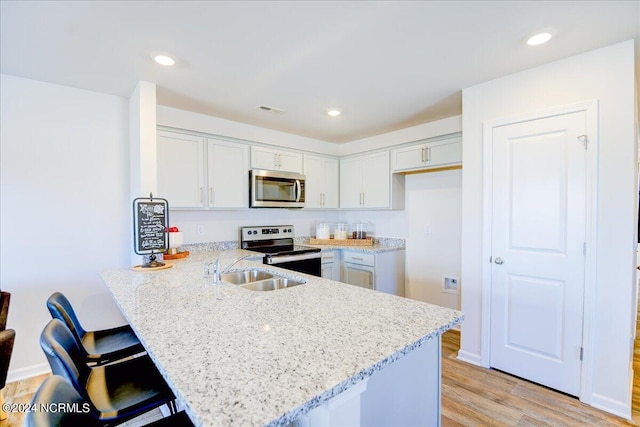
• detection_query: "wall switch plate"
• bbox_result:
[196,224,205,235]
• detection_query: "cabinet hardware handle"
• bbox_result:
[352,257,364,261]
[209,188,213,206]
[425,146,430,162]
[494,257,504,265]
[362,193,365,205]
[200,187,203,203]
[421,146,425,163]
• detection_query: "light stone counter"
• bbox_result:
[100,249,462,427]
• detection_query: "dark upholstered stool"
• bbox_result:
[25,375,194,427]
[0,291,14,421]
[47,292,144,364]
[40,319,175,424]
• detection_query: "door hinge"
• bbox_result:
[577,134,588,150]
[580,347,584,361]
[489,256,493,263]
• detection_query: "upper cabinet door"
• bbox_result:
[322,158,339,209]
[251,146,303,173]
[341,151,400,209]
[362,151,390,208]
[304,155,339,209]
[303,155,323,208]
[157,131,205,208]
[391,137,462,173]
[207,139,249,209]
[339,156,364,209]
[391,145,426,171]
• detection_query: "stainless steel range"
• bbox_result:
[240,225,321,277]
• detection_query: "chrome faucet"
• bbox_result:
[212,253,253,284]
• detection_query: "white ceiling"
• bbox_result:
[1,1,638,143]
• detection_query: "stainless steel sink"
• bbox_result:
[221,270,273,285]
[240,277,305,291]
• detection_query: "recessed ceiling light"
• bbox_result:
[526,32,552,46]
[327,109,342,117]
[153,55,175,66]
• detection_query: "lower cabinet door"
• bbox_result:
[342,264,374,289]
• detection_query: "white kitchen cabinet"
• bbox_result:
[157,130,249,209]
[341,250,405,296]
[251,146,303,173]
[340,151,404,209]
[321,250,341,281]
[303,154,339,209]
[391,136,461,173]
[207,139,250,208]
[157,130,206,208]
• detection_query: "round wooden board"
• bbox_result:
[131,263,173,272]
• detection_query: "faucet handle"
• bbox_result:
[212,258,221,284]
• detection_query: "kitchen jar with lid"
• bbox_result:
[352,222,368,239]
[316,222,331,240]
[334,223,349,240]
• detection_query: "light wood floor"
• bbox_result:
[2,330,639,426]
[442,330,640,426]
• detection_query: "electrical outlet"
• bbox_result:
[196,224,205,235]
[443,276,459,294]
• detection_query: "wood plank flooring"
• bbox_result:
[442,330,639,426]
[1,330,638,426]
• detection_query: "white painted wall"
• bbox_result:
[402,170,462,309]
[460,40,637,417]
[0,74,131,380]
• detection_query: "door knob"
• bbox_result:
[494,257,504,265]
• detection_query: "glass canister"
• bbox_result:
[334,223,349,240]
[316,222,331,240]
[352,222,368,239]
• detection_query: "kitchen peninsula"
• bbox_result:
[100,250,463,426]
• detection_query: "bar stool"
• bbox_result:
[25,375,194,427]
[47,292,144,364]
[40,319,175,424]
[0,291,14,421]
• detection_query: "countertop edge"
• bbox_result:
[263,313,464,427]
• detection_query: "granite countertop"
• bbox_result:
[100,249,462,427]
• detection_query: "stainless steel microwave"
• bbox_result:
[250,169,305,208]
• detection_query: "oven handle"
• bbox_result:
[295,179,302,203]
[265,252,321,264]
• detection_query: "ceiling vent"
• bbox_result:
[256,105,286,115]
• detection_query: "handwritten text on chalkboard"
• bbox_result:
[134,200,168,254]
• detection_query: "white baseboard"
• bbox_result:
[456,350,483,367]
[590,393,631,420]
[7,363,51,384]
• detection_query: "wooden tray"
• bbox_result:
[131,263,173,271]
[309,237,374,246]
[163,251,190,260]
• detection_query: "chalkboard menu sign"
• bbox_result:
[133,196,169,255]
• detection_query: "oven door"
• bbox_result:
[264,252,321,277]
[250,169,305,208]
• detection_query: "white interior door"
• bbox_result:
[489,111,587,397]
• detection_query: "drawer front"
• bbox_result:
[343,252,375,266]
[322,251,336,262]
